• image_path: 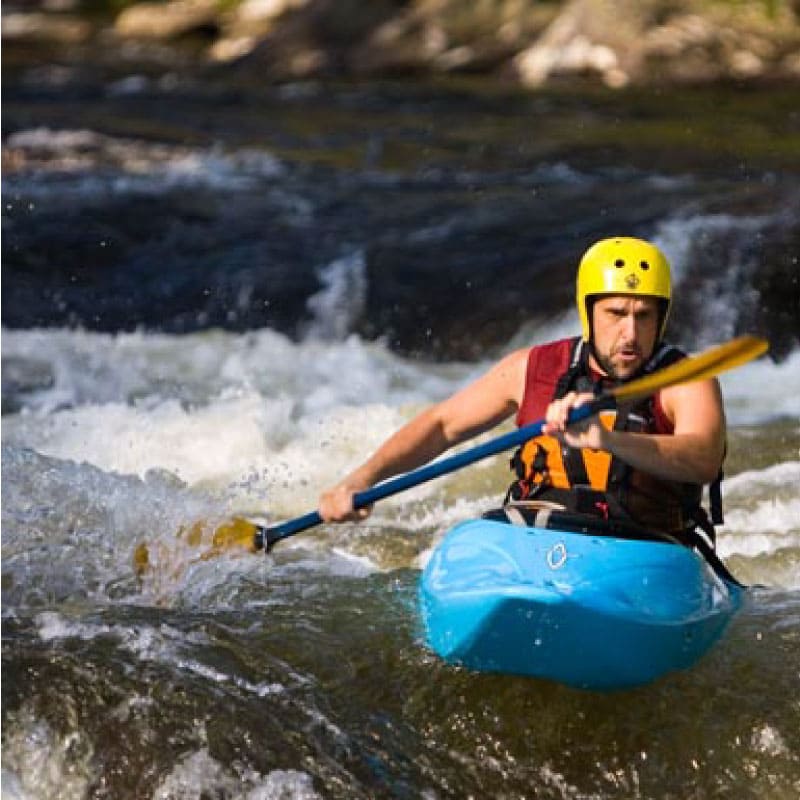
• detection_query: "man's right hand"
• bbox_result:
[318,482,373,523]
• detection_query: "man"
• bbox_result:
[320,237,725,541]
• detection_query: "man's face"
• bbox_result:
[590,295,660,380]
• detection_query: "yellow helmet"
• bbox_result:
[576,237,672,342]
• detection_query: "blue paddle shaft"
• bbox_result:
[261,397,613,549]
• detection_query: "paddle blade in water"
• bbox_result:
[610,335,769,403]
[133,517,261,577]
[133,542,150,577]
[205,517,262,556]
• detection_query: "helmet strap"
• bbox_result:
[587,340,611,381]
[656,298,669,342]
[585,297,597,344]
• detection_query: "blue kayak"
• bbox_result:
[419,517,743,690]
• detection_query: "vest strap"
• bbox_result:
[509,337,726,539]
[710,472,724,525]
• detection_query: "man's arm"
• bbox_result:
[544,378,726,485]
[319,348,529,522]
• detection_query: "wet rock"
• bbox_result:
[232,0,559,79]
[209,0,311,61]
[513,0,800,88]
[8,0,797,87]
[514,0,646,88]
[115,0,220,40]
[231,0,408,80]
[349,0,553,77]
[664,192,800,361]
[2,60,799,362]
[748,224,800,360]
[1,11,92,43]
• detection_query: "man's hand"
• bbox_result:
[318,348,528,525]
[542,391,608,451]
[319,481,373,523]
[543,379,725,485]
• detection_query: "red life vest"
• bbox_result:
[507,337,722,540]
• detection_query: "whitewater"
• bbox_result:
[3,80,800,799]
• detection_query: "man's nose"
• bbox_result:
[621,313,637,339]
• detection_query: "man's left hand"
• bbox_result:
[542,391,608,451]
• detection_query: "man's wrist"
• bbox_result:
[599,426,616,454]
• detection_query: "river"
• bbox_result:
[2,62,800,799]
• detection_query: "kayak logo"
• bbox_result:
[547,542,568,570]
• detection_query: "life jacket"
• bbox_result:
[507,337,724,544]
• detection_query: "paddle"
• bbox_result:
[131,333,767,575]
[248,334,768,553]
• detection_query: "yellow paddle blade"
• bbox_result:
[133,517,261,577]
[204,517,261,558]
[133,542,150,576]
[610,335,769,403]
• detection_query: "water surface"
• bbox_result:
[3,71,800,798]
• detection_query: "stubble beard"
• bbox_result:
[594,346,644,382]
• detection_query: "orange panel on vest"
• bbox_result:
[519,411,617,491]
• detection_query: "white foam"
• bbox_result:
[35,612,287,696]
[1,707,95,800]
[36,610,109,642]
[4,127,287,196]
[305,250,368,341]
[3,327,797,581]
[651,211,795,350]
[723,461,800,497]
[717,528,800,560]
[718,500,800,549]
[329,547,381,575]
[523,161,593,185]
[412,495,500,569]
[1,326,471,415]
[652,211,777,285]
[751,724,790,757]
[6,127,101,150]
[4,392,279,488]
[716,462,800,558]
[106,74,150,96]
[153,750,322,800]
[505,309,581,351]
[1,327,481,516]
[719,351,800,425]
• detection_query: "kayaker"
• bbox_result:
[319,237,725,543]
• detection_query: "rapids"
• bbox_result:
[3,74,800,799]
[3,323,799,799]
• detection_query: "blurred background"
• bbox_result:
[3,0,800,360]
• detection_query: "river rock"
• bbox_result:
[1,11,92,43]
[5,0,799,87]
[209,0,310,61]
[514,0,649,87]
[115,0,220,40]
[513,0,800,87]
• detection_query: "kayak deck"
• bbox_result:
[419,519,743,690]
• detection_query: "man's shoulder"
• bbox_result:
[530,336,581,366]
[514,337,582,386]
